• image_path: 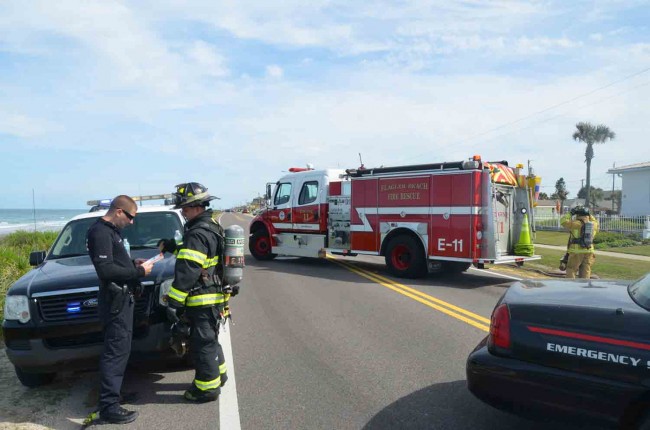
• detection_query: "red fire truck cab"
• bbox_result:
[249,156,539,278]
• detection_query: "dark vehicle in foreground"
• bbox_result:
[467,274,650,429]
[2,206,184,387]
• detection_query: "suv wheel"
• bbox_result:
[15,366,56,388]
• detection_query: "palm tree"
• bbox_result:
[572,122,616,208]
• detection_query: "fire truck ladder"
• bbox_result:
[346,161,466,177]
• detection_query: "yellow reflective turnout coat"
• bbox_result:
[560,213,599,254]
[168,210,225,309]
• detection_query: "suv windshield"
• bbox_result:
[49,211,183,258]
[628,273,650,311]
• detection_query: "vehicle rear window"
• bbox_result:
[628,273,650,310]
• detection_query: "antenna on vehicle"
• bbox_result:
[32,188,37,232]
[358,153,365,169]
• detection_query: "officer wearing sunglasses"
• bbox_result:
[87,195,154,424]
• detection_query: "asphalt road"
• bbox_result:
[0,212,607,429]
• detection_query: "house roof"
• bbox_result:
[607,161,650,173]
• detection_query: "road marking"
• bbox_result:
[469,267,523,281]
[219,323,241,430]
[212,213,243,429]
[328,256,490,332]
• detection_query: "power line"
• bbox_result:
[398,65,650,163]
[457,67,650,145]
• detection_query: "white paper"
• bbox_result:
[145,253,164,265]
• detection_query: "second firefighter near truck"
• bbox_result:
[160,182,243,403]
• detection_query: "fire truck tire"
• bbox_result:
[249,230,277,261]
[443,262,471,273]
[385,235,427,279]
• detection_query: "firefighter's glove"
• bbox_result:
[157,239,177,254]
[166,307,180,324]
[230,285,240,297]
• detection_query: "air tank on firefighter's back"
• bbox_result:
[224,225,245,286]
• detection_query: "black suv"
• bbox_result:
[2,206,184,387]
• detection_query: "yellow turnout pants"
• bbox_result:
[566,253,595,279]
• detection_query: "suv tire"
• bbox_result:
[15,366,56,388]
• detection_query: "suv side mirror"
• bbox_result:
[29,251,47,266]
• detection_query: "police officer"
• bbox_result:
[87,195,153,424]
[560,205,599,279]
[161,182,229,402]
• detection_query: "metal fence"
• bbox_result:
[535,213,650,235]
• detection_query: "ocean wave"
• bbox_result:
[0,223,30,230]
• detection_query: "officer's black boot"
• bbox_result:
[100,406,139,424]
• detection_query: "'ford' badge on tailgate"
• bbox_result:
[82,298,98,308]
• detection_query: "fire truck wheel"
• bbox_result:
[385,235,427,279]
[443,262,471,273]
[249,230,277,261]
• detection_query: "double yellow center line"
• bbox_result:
[327,256,490,332]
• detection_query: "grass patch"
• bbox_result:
[534,230,650,257]
[533,231,568,246]
[525,247,650,280]
[600,246,650,257]
[0,230,59,330]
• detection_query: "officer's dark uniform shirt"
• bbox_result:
[87,218,144,283]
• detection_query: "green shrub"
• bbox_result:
[593,231,629,244]
[595,239,638,249]
[0,230,59,326]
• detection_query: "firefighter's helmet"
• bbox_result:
[172,182,219,209]
[571,205,590,217]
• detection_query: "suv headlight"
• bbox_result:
[4,295,31,323]
[159,279,173,306]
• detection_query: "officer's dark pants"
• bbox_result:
[98,287,134,414]
[187,307,226,395]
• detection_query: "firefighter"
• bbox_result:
[560,206,599,279]
[161,182,229,402]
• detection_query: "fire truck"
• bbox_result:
[248,156,539,278]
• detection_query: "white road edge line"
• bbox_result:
[468,267,523,281]
[217,211,242,430]
[219,323,241,430]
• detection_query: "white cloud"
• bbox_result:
[187,40,229,78]
[1,0,649,208]
[266,65,284,79]
[0,111,60,138]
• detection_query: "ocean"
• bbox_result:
[0,209,86,236]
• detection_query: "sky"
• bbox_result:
[1,0,649,209]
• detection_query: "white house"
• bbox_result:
[607,162,650,216]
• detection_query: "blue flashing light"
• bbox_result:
[67,302,81,313]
